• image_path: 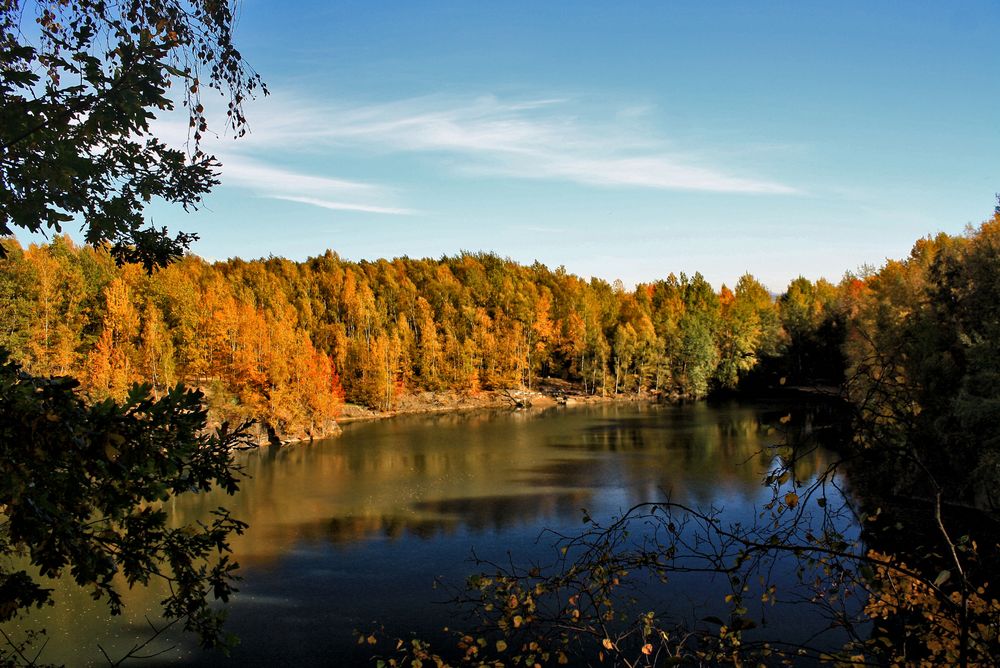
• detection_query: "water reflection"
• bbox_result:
[171,403,828,562]
[8,400,839,666]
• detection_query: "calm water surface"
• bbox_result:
[16,401,847,666]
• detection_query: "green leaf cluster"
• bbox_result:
[0,0,265,269]
[0,351,253,648]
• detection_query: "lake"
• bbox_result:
[13,400,851,666]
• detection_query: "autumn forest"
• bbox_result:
[0,237,803,438]
[4,204,998,454]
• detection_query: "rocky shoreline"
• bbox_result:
[230,379,838,447]
[252,378,654,446]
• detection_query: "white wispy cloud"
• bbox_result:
[151,114,414,217]
[221,158,379,196]
[266,195,417,216]
[219,154,413,215]
[152,91,795,217]
[235,93,797,195]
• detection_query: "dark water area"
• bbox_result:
[10,400,855,666]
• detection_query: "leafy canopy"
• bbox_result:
[0,0,265,268]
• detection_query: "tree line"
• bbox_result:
[2,202,998,460]
[0,234,854,437]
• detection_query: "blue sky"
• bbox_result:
[98,3,1000,289]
